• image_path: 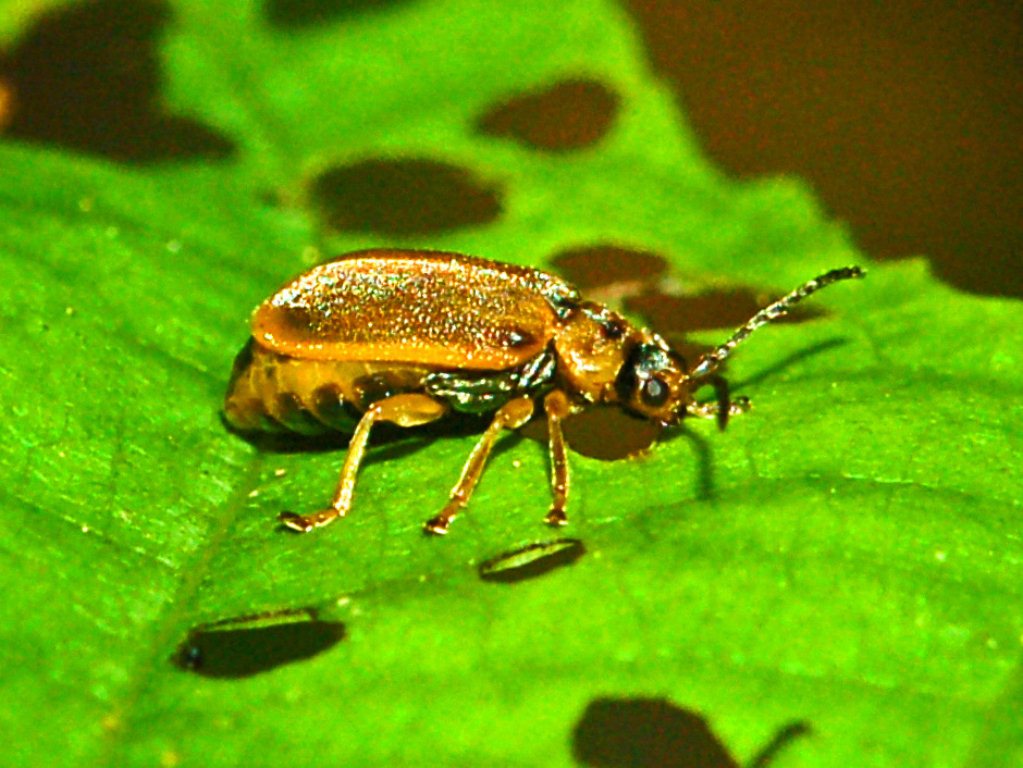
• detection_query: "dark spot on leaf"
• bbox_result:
[624,288,822,338]
[562,407,661,461]
[551,245,668,296]
[264,0,417,29]
[174,608,345,679]
[479,538,585,583]
[551,246,825,338]
[625,290,761,336]
[573,697,811,768]
[520,406,659,461]
[309,158,501,235]
[477,79,619,151]
[0,0,234,163]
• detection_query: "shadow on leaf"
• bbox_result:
[174,608,345,679]
[264,0,419,29]
[572,697,810,768]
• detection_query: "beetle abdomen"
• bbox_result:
[224,340,433,434]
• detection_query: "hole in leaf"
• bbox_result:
[476,78,620,151]
[550,245,825,337]
[551,244,668,296]
[573,698,811,768]
[174,608,345,679]
[0,0,234,163]
[264,0,417,28]
[624,289,822,338]
[309,157,502,235]
[479,538,585,583]
[520,406,660,462]
[562,407,661,461]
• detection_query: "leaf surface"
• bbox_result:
[0,1,1020,766]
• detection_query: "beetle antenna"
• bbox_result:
[688,266,864,380]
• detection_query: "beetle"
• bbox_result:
[224,249,863,535]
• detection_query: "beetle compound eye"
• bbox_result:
[640,377,669,408]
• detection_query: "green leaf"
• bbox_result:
[1,1,1021,766]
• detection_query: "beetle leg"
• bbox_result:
[681,374,749,431]
[424,397,535,535]
[543,389,572,527]
[280,394,448,532]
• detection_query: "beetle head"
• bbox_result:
[552,304,694,422]
[614,335,692,426]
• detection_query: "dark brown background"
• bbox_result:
[625,0,1023,298]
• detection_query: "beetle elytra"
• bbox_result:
[224,250,863,534]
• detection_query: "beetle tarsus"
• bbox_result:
[686,396,752,422]
[279,511,314,532]
[423,515,451,535]
[279,509,338,532]
[545,508,568,527]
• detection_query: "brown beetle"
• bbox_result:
[225,249,862,535]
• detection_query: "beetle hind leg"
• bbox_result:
[424,397,535,535]
[280,394,448,532]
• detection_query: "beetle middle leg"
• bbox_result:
[543,389,572,527]
[280,393,448,532]
[424,396,535,535]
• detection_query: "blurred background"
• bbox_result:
[626,0,1023,298]
[2,0,1020,296]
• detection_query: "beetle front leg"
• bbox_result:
[684,373,751,430]
[543,389,572,527]
[424,397,535,535]
[685,397,751,421]
[280,394,448,532]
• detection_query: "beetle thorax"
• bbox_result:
[552,303,639,403]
